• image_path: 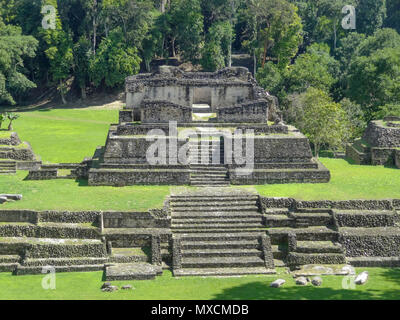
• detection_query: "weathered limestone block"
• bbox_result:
[217,100,269,123]
[395,149,400,169]
[363,121,400,148]
[0,132,21,146]
[354,271,369,285]
[141,100,192,123]
[340,227,400,257]
[270,279,285,288]
[103,135,189,164]
[371,147,395,165]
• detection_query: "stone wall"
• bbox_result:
[217,100,268,123]
[259,197,397,211]
[0,143,35,161]
[88,168,190,186]
[103,135,189,164]
[371,147,395,165]
[229,134,313,164]
[363,121,400,147]
[141,100,192,123]
[340,228,400,257]
[230,163,330,185]
[0,132,21,146]
[125,67,258,115]
[395,149,400,168]
[103,211,170,228]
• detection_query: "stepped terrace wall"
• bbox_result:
[363,121,400,148]
[103,135,189,164]
[141,100,192,123]
[217,100,269,123]
[0,132,21,146]
[126,67,256,113]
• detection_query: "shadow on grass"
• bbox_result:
[211,281,398,300]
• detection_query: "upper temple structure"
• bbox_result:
[87,66,330,187]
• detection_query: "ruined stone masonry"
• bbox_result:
[1,193,400,279]
[346,116,400,169]
[85,66,330,187]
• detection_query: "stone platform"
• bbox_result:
[347,117,400,168]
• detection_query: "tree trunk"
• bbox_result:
[8,122,12,131]
[253,51,257,76]
[93,0,98,55]
[81,86,87,100]
[333,19,337,51]
[314,143,320,159]
[171,38,176,57]
[60,80,67,105]
[262,39,268,68]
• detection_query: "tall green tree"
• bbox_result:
[346,28,400,120]
[385,0,400,33]
[356,0,387,35]
[0,19,38,105]
[294,87,350,157]
[201,21,234,71]
[245,0,303,69]
[90,29,141,88]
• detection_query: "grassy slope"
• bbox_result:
[0,109,399,211]
[14,109,118,163]
[256,158,400,200]
[0,268,399,300]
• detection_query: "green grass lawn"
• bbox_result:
[0,268,399,300]
[0,108,399,210]
[0,171,170,211]
[14,109,118,163]
[256,158,400,200]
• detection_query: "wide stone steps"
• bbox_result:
[171,196,258,202]
[190,183,230,187]
[264,208,290,215]
[181,256,265,268]
[174,266,275,277]
[172,223,263,230]
[173,228,264,234]
[265,215,293,228]
[271,245,287,260]
[15,264,105,275]
[287,252,347,265]
[0,222,99,239]
[172,211,262,219]
[109,247,149,263]
[172,217,263,225]
[178,232,262,242]
[0,254,20,263]
[181,239,259,250]
[171,200,257,207]
[347,257,400,267]
[268,227,338,243]
[181,248,262,258]
[21,257,108,267]
[0,160,16,174]
[0,237,105,258]
[296,241,343,254]
[190,174,227,178]
[172,205,259,212]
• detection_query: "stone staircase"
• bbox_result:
[0,211,107,274]
[264,206,346,267]
[189,136,230,187]
[170,193,275,276]
[0,160,16,175]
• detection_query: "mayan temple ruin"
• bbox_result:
[347,116,400,169]
[87,66,330,187]
[2,67,400,281]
